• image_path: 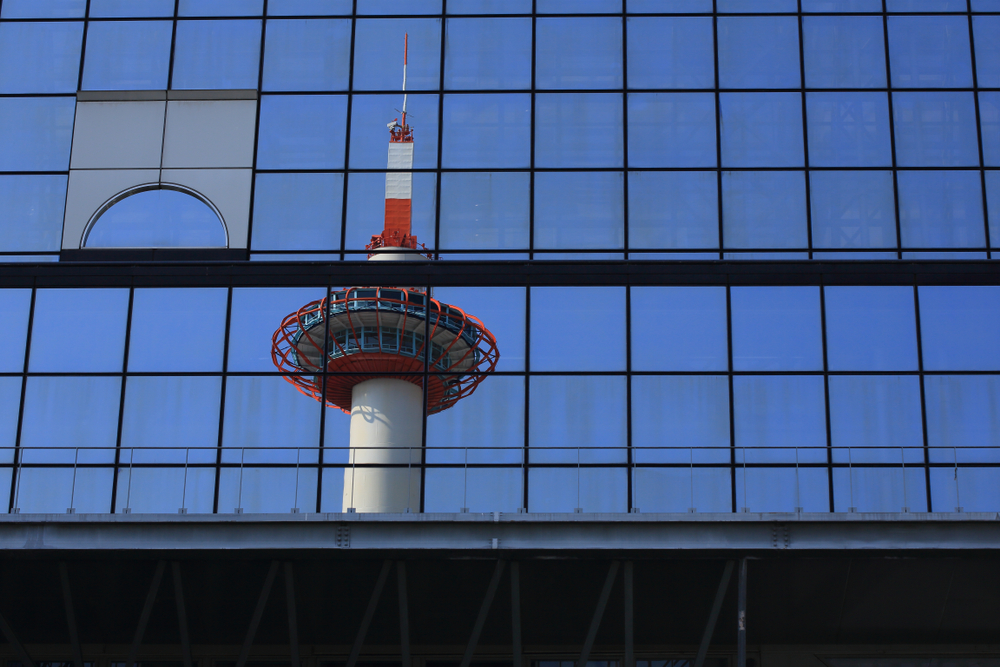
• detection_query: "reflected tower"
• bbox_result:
[271,36,499,513]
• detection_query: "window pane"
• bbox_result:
[424,468,523,513]
[529,467,627,513]
[892,92,979,167]
[222,376,321,458]
[441,94,531,169]
[631,287,727,372]
[534,172,624,251]
[82,20,172,90]
[981,92,1000,167]
[0,98,75,171]
[810,170,896,250]
[919,286,1000,371]
[115,468,215,514]
[357,0,441,13]
[228,287,326,372]
[806,93,892,167]
[439,172,530,252]
[803,0,883,11]
[832,467,927,512]
[172,20,262,89]
[974,17,1000,88]
[633,468,731,514]
[529,377,626,463]
[15,468,111,514]
[825,286,918,371]
[268,0,354,14]
[352,19,440,91]
[218,467,318,513]
[89,0,174,17]
[426,376,524,463]
[536,18,621,90]
[803,16,886,89]
[262,19,351,91]
[0,290,30,372]
[731,286,823,371]
[898,170,986,249]
[628,0,712,10]
[29,289,129,373]
[344,172,436,251]
[257,95,347,168]
[448,0,532,12]
[628,172,718,251]
[628,94,716,168]
[925,375,1000,464]
[930,467,1000,513]
[535,93,623,168]
[888,0,965,8]
[121,376,222,464]
[627,18,714,90]
[0,22,83,93]
[736,468,830,513]
[0,377,21,462]
[128,288,228,372]
[0,175,67,252]
[350,94,438,169]
[718,0,798,9]
[631,376,730,464]
[20,376,121,464]
[718,17,800,89]
[829,376,923,464]
[251,173,343,251]
[537,0,621,12]
[1,0,85,17]
[85,189,228,248]
[722,171,808,250]
[720,93,804,168]
[530,287,626,371]
[445,18,531,90]
[734,375,827,463]
[179,0,264,15]
[888,16,973,88]
[989,171,1000,247]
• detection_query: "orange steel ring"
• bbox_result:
[272,287,499,414]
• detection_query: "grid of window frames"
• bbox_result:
[1,0,1000,259]
[0,283,998,515]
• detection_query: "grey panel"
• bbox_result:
[160,168,252,248]
[161,100,257,168]
[61,168,160,248]
[69,101,165,169]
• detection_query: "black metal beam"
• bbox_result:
[624,561,634,667]
[577,561,620,667]
[459,560,507,667]
[285,562,300,667]
[128,560,166,667]
[737,558,748,667]
[397,561,410,667]
[511,561,522,667]
[235,560,280,667]
[58,563,83,667]
[694,560,735,667]
[346,559,393,667]
[171,562,193,667]
[0,609,33,667]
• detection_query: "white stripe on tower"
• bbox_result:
[385,143,413,200]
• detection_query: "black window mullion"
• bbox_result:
[340,0,358,261]
[966,0,992,257]
[882,0,903,259]
[726,283,737,513]
[819,283,834,512]
[798,0,814,259]
[713,0,724,260]
[8,285,36,513]
[913,283,933,512]
[108,285,134,513]
[213,285,234,514]
[242,0,269,259]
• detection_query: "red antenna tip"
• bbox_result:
[404,33,408,65]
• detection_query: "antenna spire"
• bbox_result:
[401,33,408,124]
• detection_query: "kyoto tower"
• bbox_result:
[271,36,499,513]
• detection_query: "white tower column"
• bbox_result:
[343,378,423,512]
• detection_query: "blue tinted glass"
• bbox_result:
[734,375,826,464]
[17,468,111,514]
[29,289,128,373]
[626,18,714,90]
[441,94,530,169]
[633,467,731,514]
[529,376,627,464]
[535,93,623,168]
[981,93,1000,167]
[888,0,965,7]
[89,0,174,16]
[0,175,67,252]
[825,287,918,371]
[898,171,986,249]
[172,20,262,89]
[357,0,442,12]
[228,287,325,372]
[268,0,353,14]
[128,288,227,372]
[0,22,83,93]
[0,377,21,460]
[930,467,1000,513]
[889,17,972,88]
[631,376,730,465]
[353,20,440,91]
[722,171,808,249]
[806,93,892,167]
[350,94,438,169]
[628,172,718,251]
[919,286,1000,371]
[439,173,530,252]
[120,377,222,463]
[115,468,215,514]
[736,468,829,513]
[426,376,523,464]
[534,172,624,251]
[810,171,896,250]
[433,287,526,372]
[251,173,343,251]
[222,376,321,454]
[82,21,172,90]
[20,376,121,463]
[627,0,712,10]
[179,0,264,15]
[720,93,804,168]
[530,287,626,372]
[0,290,31,372]
[803,17,886,89]
[448,0,532,12]
[257,95,347,168]
[718,0,797,9]
[973,0,1000,9]
[262,19,351,91]
[731,286,823,371]
[0,98,75,171]
[536,18,622,90]
[218,467,318,513]
[832,467,927,513]
[718,17,800,89]
[537,0,621,11]
[424,468,523,514]
[829,376,924,464]
[529,468,627,513]
[343,172,436,250]
[85,189,228,248]
[974,17,1000,88]
[802,0,882,9]
[892,92,979,167]
[1,0,84,18]
[988,171,1000,247]
[628,94,716,168]
[925,376,1000,464]
[631,287,728,372]
[445,18,531,90]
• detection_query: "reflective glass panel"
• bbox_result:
[802,0,883,11]
[20,376,121,464]
[888,0,965,8]
[535,93,623,168]
[627,0,712,10]
[718,0,798,9]
[218,467,318,513]
[227,287,326,372]
[736,468,830,513]
[262,19,351,91]
[352,19,440,91]
[343,172,436,250]
[825,286,918,371]
[89,0,174,16]
[627,18,714,90]
[85,189,228,248]
[718,17,800,90]
[627,172,718,251]
[829,376,924,463]
[0,175,67,252]
[731,286,823,371]
[810,171,897,250]
[433,286,526,372]
[0,290,30,372]
[445,18,531,90]
[357,0,442,12]
[251,173,343,251]
[1,0,85,17]
[974,17,1000,88]
[536,18,622,90]
[631,287,728,372]
[734,375,827,463]
[257,95,348,169]
[0,377,21,462]
[350,94,438,169]
[0,98,76,171]
[81,20,172,90]
[919,286,1000,371]
[720,93,804,168]
[633,468,731,514]
[120,376,222,464]
[981,93,1000,167]
[529,376,627,464]
[29,289,129,373]
[128,288,228,372]
[0,22,83,93]
[930,467,1000,513]
[533,172,624,251]
[925,375,1000,464]
[529,468,627,513]
[268,0,354,13]
[898,170,986,249]
[426,376,524,464]
[530,287,626,372]
[172,20,262,89]
[15,468,111,514]
[832,467,927,513]
[989,171,1000,247]
[628,94,716,168]
[803,17,886,89]
[222,376,321,461]
[722,171,808,250]
[178,0,264,15]
[631,376,731,465]
[892,92,979,167]
[424,468,523,514]
[888,16,973,88]
[537,0,621,12]
[115,467,215,514]
[448,0,532,12]
[438,173,530,252]
[806,93,892,168]
[441,94,531,169]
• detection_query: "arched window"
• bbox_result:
[83,186,228,248]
